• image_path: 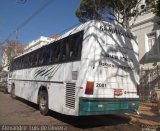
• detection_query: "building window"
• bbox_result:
[147,32,158,56]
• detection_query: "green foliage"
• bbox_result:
[76,0,142,28]
[76,0,160,27]
[75,0,102,22]
[156,0,160,17]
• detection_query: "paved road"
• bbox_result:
[0,92,141,131]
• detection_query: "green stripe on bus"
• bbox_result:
[79,97,139,116]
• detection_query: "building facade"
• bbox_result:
[131,0,160,101]
[132,12,160,68]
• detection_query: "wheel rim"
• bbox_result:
[40,95,47,110]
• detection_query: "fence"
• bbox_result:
[140,65,160,102]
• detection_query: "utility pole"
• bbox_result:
[15,29,19,56]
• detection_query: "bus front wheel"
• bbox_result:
[39,91,48,115]
[11,87,16,99]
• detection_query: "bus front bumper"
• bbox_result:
[79,97,139,116]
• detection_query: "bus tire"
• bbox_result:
[11,87,16,99]
[39,91,48,115]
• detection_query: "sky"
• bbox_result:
[0,0,80,45]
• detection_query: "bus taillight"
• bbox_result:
[114,89,123,96]
[85,81,94,95]
[137,84,140,96]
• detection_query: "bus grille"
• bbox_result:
[65,82,76,109]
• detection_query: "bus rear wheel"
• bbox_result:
[39,91,48,115]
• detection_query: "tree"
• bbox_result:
[1,40,24,67]
[76,0,147,28]
[155,0,160,17]
[107,0,142,28]
[76,0,102,22]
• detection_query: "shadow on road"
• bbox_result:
[16,96,131,129]
[49,111,131,129]
[16,97,39,110]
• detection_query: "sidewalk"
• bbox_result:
[125,102,160,126]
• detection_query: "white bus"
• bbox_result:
[8,20,139,116]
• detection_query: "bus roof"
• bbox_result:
[14,20,135,59]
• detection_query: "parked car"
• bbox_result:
[0,71,8,93]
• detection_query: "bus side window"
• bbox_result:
[52,45,56,63]
[32,52,37,67]
[69,36,75,60]
[23,56,27,68]
[21,57,24,69]
[62,38,70,62]
[65,40,70,61]
[69,34,82,61]
[53,43,60,63]
[44,46,51,65]
[35,52,39,66]
[14,61,16,70]
[59,40,66,62]
[18,59,20,69]
[29,54,33,67]
[26,56,29,68]
[49,46,53,64]
[42,48,47,65]
[17,59,20,69]
[20,58,22,69]
[77,34,83,58]
[17,59,19,69]
[38,48,44,66]
[12,61,14,70]
[75,34,82,60]
[14,60,16,70]
[20,58,23,69]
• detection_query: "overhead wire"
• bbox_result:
[2,0,54,45]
